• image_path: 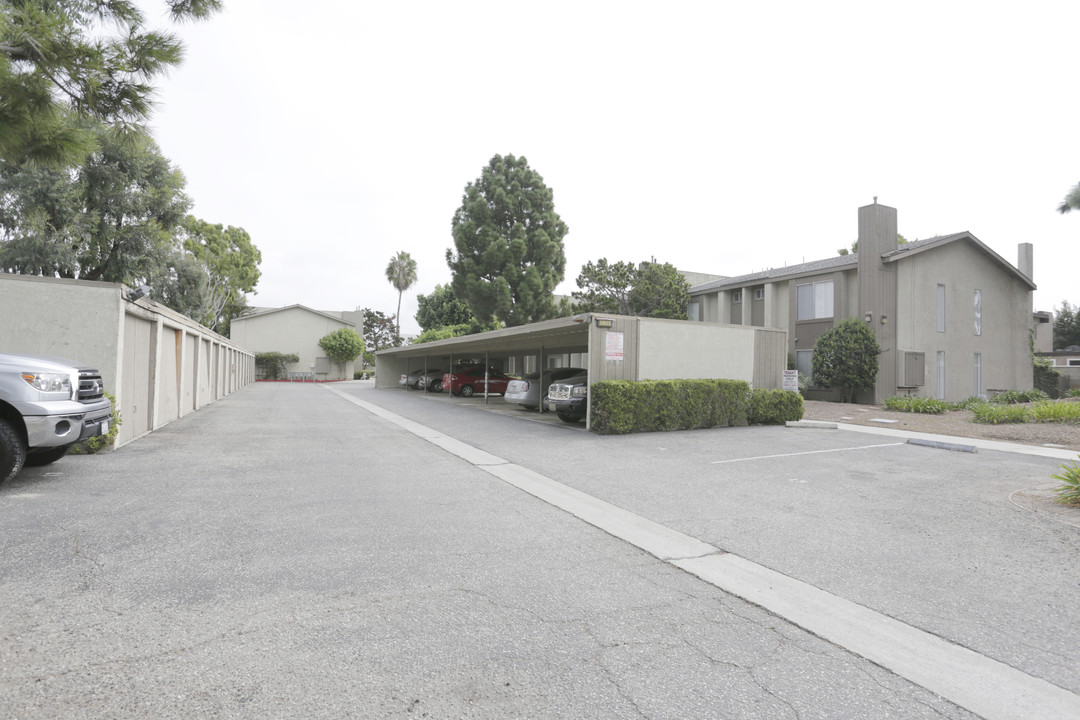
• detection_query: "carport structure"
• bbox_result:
[374,313,787,430]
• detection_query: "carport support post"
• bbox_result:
[484,350,489,403]
[538,344,544,414]
[448,353,453,398]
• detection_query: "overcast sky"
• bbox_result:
[140,0,1079,335]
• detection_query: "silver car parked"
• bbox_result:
[504,367,585,411]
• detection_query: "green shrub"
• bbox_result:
[810,318,881,403]
[990,389,1049,405]
[1029,401,1080,423]
[255,352,299,380]
[1034,363,1064,398]
[70,393,122,454]
[1051,458,1080,505]
[1067,389,1080,399]
[591,379,751,435]
[747,389,805,424]
[970,403,1030,424]
[882,395,949,414]
[949,396,987,411]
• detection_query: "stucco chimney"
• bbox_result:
[857,198,899,259]
[1018,243,1033,280]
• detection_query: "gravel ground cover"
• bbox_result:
[802,398,1080,452]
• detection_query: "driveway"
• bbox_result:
[1,381,1077,719]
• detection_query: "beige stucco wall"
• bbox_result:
[895,242,1032,400]
[0,274,124,392]
[0,273,254,447]
[636,319,757,383]
[230,306,356,380]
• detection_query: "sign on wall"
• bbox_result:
[605,331,624,361]
[782,369,799,392]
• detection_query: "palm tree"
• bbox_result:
[385,251,418,339]
[1058,182,1080,214]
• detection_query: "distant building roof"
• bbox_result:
[689,231,1034,294]
[235,304,356,326]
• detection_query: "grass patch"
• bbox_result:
[882,395,949,414]
[1051,458,1080,505]
[970,403,1030,424]
[990,389,1049,405]
[1030,401,1080,424]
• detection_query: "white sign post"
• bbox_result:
[782,369,799,392]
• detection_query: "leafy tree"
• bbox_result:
[573,259,690,319]
[0,125,190,285]
[1054,301,1080,349]
[0,0,222,166]
[362,308,401,351]
[174,216,262,333]
[811,318,881,403]
[414,323,472,344]
[385,250,417,338]
[629,261,690,319]
[415,283,476,331]
[446,154,567,327]
[1058,182,1080,214]
[573,259,635,314]
[318,327,365,376]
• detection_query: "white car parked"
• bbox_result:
[504,367,585,411]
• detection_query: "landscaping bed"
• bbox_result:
[802,399,1080,451]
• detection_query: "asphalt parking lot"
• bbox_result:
[2,381,1078,719]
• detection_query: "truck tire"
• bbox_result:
[0,418,27,483]
[557,412,581,424]
[25,444,74,467]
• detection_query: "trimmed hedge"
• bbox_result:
[747,388,805,425]
[590,379,803,435]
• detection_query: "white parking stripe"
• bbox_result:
[324,385,1080,720]
[710,442,904,464]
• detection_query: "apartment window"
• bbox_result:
[973,353,982,397]
[795,350,813,380]
[732,290,742,303]
[937,284,946,332]
[936,351,946,400]
[688,301,700,322]
[754,288,765,301]
[796,280,834,321]
[973,289,982,336]
[1069,359,1080,367]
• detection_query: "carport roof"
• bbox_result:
[376,314,595,358]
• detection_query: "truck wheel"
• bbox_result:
[557,412,581,424]
[25,444,74,467]
[0,418,27,483]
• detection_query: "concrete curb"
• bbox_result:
[785,420,838,429]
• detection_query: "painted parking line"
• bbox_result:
[710,442,905,464]
[323,385,1080,720]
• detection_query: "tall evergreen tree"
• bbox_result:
[446,154,567,327]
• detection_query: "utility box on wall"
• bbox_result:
[897,351,925,388]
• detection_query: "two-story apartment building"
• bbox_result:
[688,202,1035,403]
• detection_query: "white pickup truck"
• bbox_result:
[0,353,114,483]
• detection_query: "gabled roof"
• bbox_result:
[689,254,857,294]
[233,304,356,326]
[880,231,1036,289]
[690,231,1035,294]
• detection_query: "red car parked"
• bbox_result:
[442,366,512,397]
